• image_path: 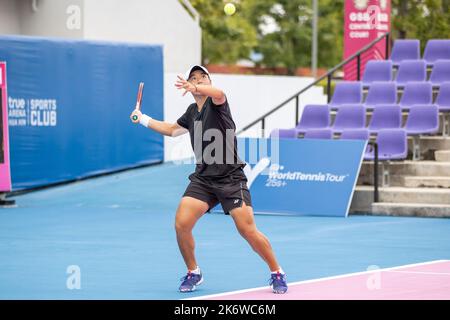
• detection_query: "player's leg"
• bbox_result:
[176,177,219,293]
[175,196,209,293]
[175,196,209,271]
[218,177,288,294]
[229,202,288,293]
[229,202,280,271]
[216,178,280,271]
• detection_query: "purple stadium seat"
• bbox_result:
[423,40,450,67]
[390,39,420,67]
[429,60,450,88]
[340,129,371,157]
[404,105,439,135]
[270,128,297,139]
[304,128,333,139]
[364,81,397,109]
[404,105,439,160]
[395,59,427,86]
[296,104,330,133]
[367,105,402,134]
[332,105,366,133]
[364,129,408,161]
[329,81,363,110]
[399,82,433,110]
[435,82,450,136]
[362,60,393,87]
[340,128,370,140]
[435,82,450,112]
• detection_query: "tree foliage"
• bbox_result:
[189,0,258,64]
[392,0,450,51]
[187,0,450,74]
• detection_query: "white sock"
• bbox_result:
[271,267,285,275]
[189,266,201,275]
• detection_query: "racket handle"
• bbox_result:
[132,115,139,122]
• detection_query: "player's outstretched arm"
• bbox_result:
[130,109,188,137]
[175,75,226,105]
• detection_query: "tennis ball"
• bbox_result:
[224,3,236,16]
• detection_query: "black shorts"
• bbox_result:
[183,172,252,214]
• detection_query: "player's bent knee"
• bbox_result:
[175,218,193,233]
[238,226,257,240]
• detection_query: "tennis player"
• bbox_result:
[130,65,287,294]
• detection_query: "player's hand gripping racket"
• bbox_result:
[132,82,144,122]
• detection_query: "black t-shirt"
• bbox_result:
[177,96,246,178]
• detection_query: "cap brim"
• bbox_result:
[186,65,210,80]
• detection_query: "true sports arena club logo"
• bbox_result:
[8,97,58,127]
[243,157,350,188]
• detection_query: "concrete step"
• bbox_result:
[408,136,450,160]
[403,176,450,188]
[359,161,450,178]
[369,202,450,218]
[358,174,450,188]
[350,186,450,213]
[367,186,450,204]
[435,150,450,162]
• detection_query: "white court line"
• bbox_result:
[386,270,450,276]
[184,259,450,300]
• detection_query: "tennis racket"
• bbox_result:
[132,82,144,122]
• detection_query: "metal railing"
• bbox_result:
[236,33,389,204]
[368,142,379,202]
[236,32,390,136]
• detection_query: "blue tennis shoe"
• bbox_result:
[269,272,288,294]
[179,271,203,292]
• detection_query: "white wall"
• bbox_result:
[17,0,84,38]
[0,0,21,34]
[83,0,201,73]
[163,73,327,161]
[1,0,200,74]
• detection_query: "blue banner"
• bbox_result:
[214,137,366,217]
[0,35,164,190]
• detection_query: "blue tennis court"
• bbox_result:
[1,162,449,300]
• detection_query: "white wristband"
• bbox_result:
[140,114,152,128]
